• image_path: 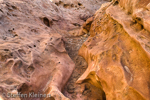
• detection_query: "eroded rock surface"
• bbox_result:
[0,0,76,100]
[78,0,150,100]
[52,0,109,36]
[0,0,107,100]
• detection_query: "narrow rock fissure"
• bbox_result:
[63,34,106,100]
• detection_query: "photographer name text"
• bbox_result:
[4,92,51,98]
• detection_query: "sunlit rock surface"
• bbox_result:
[78,0,150,100]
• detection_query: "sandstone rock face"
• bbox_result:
[0,0,107,100]
[0,0,77,100]
[78,0,150,100]
[1,0,149,100]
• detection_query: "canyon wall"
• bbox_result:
[0,0,150,100]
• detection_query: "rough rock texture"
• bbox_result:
[0,0,107,100]
[78,0,150,100]
[2,0,149,100]
[52,0,109,36]
[0,0,76,100]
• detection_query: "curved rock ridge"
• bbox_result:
[78,0,150,100]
